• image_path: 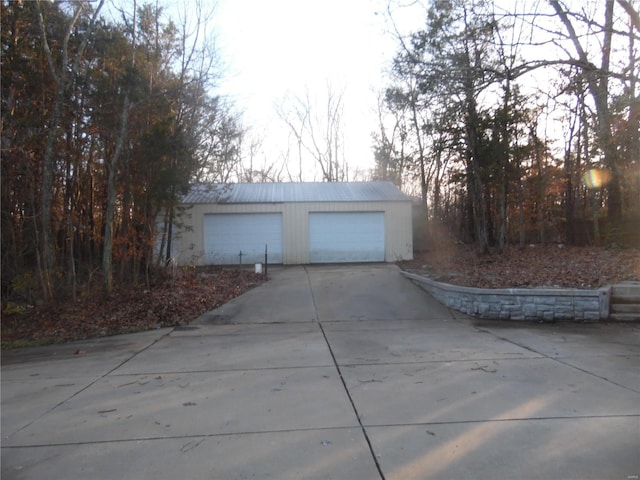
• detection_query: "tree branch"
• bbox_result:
[617,0,640,31]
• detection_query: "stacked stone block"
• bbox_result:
[402,272,610,322]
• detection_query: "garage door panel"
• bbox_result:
[204,214,282,265]
[309,212,384,263]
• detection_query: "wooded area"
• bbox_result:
[373,0,640,252]
[1,0,639,309]
[2,0,246,302]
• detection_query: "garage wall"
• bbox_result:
[170,201,413,265]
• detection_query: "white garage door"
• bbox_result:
[309,212,385,263]
[204,213,283,265]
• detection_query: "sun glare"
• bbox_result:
[583,168,612,189]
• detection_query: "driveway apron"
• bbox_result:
[2,264,639,480]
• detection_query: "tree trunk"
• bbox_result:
[104,0,135,293]
[535,140,546,245]
[166,203,175,263]
[39,86,64,299]
[103,93,131,293]
[465,92,490,254]
[498,177,508,252]
[118,177,132,282]
[409,93,428,212]
[433,148,443,220]
[496,78,512,253]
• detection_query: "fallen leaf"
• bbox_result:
[2,268,265,348]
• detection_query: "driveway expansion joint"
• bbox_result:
[478,327,640,394]
[3,265,638,479]
[1,425,363,449]
[304,266,386,480]
[107,364,337,376]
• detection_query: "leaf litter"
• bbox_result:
[400,245,639,289]
[2,267,265,348]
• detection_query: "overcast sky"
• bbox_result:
[104,1,617,182]
[210,0,424,180]
[101,0,424,180]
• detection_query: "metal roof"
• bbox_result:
[182,181,410,204]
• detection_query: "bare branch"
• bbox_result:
[617,0,640,31]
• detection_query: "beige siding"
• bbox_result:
[171,201,413,265]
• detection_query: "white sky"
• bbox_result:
[102,0,425,181]
[105,0,615,181]
[210,0,425,180]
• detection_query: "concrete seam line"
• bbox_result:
[1,425,367,449]
[103,329,174,377]
[303,266,386,480]
[3,330,173,441]
[477,327,640,394]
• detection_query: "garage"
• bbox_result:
[309,212,385,263]
[203,213,283,265]
[164,181,413,265]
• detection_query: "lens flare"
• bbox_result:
[583,168,612,189]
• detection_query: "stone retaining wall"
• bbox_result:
[402,271,611,321]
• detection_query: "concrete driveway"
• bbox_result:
[2,264,639,480]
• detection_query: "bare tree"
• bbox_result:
[277,82,349,182]
[239,131,285,183]
[372,91,409,188]
[548,0,638,227]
